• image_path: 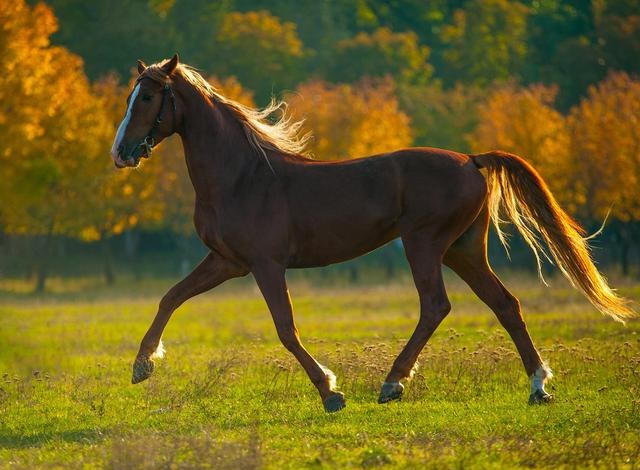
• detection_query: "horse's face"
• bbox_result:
[110,54,179,168]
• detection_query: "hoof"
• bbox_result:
[323,392,346,413]
[378,382,404,404]
[528,389,553,405]
[132,357,155,384]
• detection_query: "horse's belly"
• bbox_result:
[287,216,400,268]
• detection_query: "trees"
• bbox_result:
[328,27,432,86]
[2,0,640,283]
[469,83,576,209]
[45,0,171,80]
[202,10,307,103]
[569,72,640,274]
[398,83,484,152]
[469,73,640,274]
[81,75,166,284]
[440,0,529,86]
[569,72,640,222]
[286,79,412,160]
[0,1,116,290]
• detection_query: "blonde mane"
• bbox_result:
[145,61,310,161]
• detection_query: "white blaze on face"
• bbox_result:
[110,83,141,161]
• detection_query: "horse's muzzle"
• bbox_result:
[113,143,149,168]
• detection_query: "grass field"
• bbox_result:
[1,272,639,469]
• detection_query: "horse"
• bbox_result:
[110,54,634,412]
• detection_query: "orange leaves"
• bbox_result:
[470,83,576,210]
[3,0,640,244]
[219,11,305,58]
[212,10,307,100]
[207,76,256,108]
[0,0,105,236]
[470,74,640,222]
[441,0,529,86]
[569,72,640,221]
[287,79,412,160]
[330,28,432,85]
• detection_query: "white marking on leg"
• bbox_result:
[408,361,419,381]
[110,83,141,160]
[151,339,165,359]
[319,363,336,390]
[531,362,552,394]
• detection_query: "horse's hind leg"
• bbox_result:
[379,231,451,404]
[443,207,553,404]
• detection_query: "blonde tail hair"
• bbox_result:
[472,151,635,323]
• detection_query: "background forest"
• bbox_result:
[2,0,640,291]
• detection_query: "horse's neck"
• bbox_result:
[177,86,263,202]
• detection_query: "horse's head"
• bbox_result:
[110,54,180,168]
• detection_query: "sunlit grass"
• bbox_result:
[0,275,639,469]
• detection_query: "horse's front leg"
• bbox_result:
[252,261,345,413]
[132,252,247,384]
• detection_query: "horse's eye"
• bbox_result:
[141,94,152,102]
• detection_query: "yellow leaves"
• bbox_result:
[207,76,255,108]
[79,226,100,242]
[0,0,120,237]
[471,74,640,222]
[220,11,305,58]
[112,220,126,236]
[569,72,640,221]
[212,10,307,100]
[332,27,432,85]
[441,0,529,85]
[470,82,576,208]
[287,79,412,160]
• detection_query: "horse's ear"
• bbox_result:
[161,54,179,75]
[137,60,147,74]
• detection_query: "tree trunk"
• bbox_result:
[618,224,631,277]
[124,230,142,280]
[349,264,359,283]
[385,259,395,279]
[620,240,629,277]
[174,232,191,277]
[102,236,115,285]
[34,226,54,294]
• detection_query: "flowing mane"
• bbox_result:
[144,60,310,159]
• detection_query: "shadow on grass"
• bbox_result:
[0,428,106,449]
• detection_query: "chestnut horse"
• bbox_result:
[111,55,634,412]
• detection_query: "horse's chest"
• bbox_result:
[195,201,273,264]
[193,204,236,258]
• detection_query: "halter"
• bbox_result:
[136,79,177,158]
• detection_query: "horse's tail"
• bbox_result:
[471,150,635,323]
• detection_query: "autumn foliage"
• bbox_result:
[469,83,576,209]
[569,72,640,223]
[287,79,412,160]
[2,0,640,289]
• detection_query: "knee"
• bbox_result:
[495,293,526,330]
[278,329,301,351]
[158,290,178,312]
[420,298,451,328]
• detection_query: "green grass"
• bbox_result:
[1,273,639,469]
